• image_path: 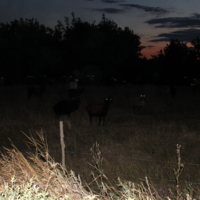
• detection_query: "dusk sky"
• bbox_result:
[1,0,200,59]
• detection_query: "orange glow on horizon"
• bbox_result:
[141,48,156,59]
[141,41,194,59]
[141,46,163,59]
[140,39,168,59]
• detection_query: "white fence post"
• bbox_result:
[59,121,66,168]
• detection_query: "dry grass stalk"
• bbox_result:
[89,142,163,200]
[0,129,199,199]
[117,176,163,200]
[173,144,184,200]
[0,131,97,200]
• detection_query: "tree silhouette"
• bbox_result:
[0,18,59,81]
[191,37,200,60]
[57,13,143,79]
[151,39,200,84]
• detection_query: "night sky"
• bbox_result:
[1,0,200,58]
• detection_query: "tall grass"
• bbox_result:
[0,131,198,199]
[0,84,200,198]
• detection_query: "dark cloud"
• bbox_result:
[149,28,200,43]
[146,13,200,28]
[101,0,126,3]
[92,8,125,14]
[119,4,169,16]
[91,3,169,16]
[146,45,155,48]
[101,0,119,3]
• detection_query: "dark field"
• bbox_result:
[1,84,200,191]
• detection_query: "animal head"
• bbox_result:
[140,94,145,99]
[105,97,113,104]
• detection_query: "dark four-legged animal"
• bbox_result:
[86,97,113,126]
[53,98,81,118]
[27,85,45,100]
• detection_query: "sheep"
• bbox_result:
[157,85,177,98]
[69,81,78,89]
[86,97,113,126]
[192,78,200,85]
[157,85,170,96]
[27,85,45,100]
[191,83,200,96]
[169,86,177,98]
[134,94,145,111]
[191,78,200,96]
[68,87,85,100]
[53,97,81,118]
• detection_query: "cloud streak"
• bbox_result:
[90,3,169,16]
[119,4,169,16]
[101,0,119,3]
[146,13,200,43]
[92,8,125,14]
[146,13,200,28]
[149,28,200,43]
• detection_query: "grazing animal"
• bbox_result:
[53,98,81,118]
[157,85,170,96]
[191,78,200,96]
[68,88,85,100]
[86,97,113,126]
[69,81,78,89]
[157,85,177,98]
[169,86,177,98]
[134,94,145,110]
[27,85,45,100]
[191,83,200,96]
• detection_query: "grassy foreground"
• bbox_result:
[0,84,200,199]
[0,131,196,200]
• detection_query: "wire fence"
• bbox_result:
[68,152,200,186]
[79,152,200,167]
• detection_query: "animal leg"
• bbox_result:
[27,92,32,100]
[89,115,93,124]
[133,105,138,111]
[102,116,105,126]
[98,116,102,126]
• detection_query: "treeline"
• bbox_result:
[0,13,200,85]
[151,38,200,85]
[0,13,143,85]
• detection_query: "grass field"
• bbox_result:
[1,84,200,197]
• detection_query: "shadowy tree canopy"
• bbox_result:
[1,14,200,85]
[60,13,143,77]
[191,37,200,60]
[0,13,143,83]
[151,39,200,84]
[0,18,62,81]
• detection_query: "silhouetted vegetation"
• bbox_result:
[0,14,200,85]
[151,39,200,85]
[0,13,143,84]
